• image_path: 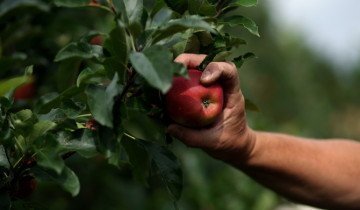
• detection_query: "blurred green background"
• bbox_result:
[1,0,359,209]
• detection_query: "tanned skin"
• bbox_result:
[168,54,360,210]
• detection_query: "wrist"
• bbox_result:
[220,127,258,166]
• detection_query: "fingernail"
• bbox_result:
[201,71,211,81]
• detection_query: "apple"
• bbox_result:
[165,69,223,127]
[89,35,103,46]
[12,176,37,199]
[13,82,36,101]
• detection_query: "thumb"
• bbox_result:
[167,124,203,148]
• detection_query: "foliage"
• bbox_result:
[0,0,260,209]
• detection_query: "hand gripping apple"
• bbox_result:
[165,69,223,128]
[167,54,255,163]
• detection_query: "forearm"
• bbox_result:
[232,131,360,209]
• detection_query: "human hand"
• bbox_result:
[167,54,256,164]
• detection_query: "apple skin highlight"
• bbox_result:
[165,69,224,128]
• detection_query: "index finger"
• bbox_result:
[174,54,207,69]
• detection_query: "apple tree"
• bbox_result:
[0,0,259,209]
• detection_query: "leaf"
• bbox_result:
[103,58,127,84]
[142,141,183,201]
[94,125,123,166]
[112,0,128,24]
[152,15,216,44]
[36,86,83,114]
[28,121,57,143]
[221,15,259,37]
[0,146,10,169]
[54,42,104,62]
[32,134,65,175]
[164,0,187,14]
[104,25,128,59]
[130,45,186,93]
[53,0,92,7]
[151,8,173,28]
[56,130,97,158]
[121,134,150,185]
[32,166,80,197]
[188,0,216,16]
[103,24,128,77]
[121,136,182,200]
[36,146,65,175]
[233,52,256,68]
[76,67,107,87]
[56,58,82,91]
[234,0,258,7]
[122,109,165,143]
[85,74,123,128]
[124,0,143,24]
[0,75,31,96]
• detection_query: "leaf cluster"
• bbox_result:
[0,0,259,208]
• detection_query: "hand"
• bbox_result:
[167,54,256,164]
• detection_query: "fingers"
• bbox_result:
[167,124,204,148]
[200,62,240,94]
[175,54,207,69]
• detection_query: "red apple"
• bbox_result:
[165,69,223,128]
[89,35,103,46]
[13,82,36,101]
[12,176,37,199]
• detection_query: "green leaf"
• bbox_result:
[152,15,216,44]
[53,0,91,7]
[125,0,143,24]
[56,58,82,91]
[164,0,187,14]
[32,166,80,197]
[121,134,150,185]
[28,121,57,143]
[122,109,165,143]
[221,15,259,36]
[234,0,258,7]
[0,146,10,169]
[103,58,127,84]
[103,25,128,77]
[130,45,186,93]
[233,52,256,68]
[76,67,107,87]
[104,25,128,59]
[85,74,123,128]
[0,191,11,210]
[188,0,216,16]
[54,42,104,62]
[36,141,65,175]
[151,8,173,28]
[94,125,123,166]
[121,136,182,200]
[56,130,97,158]
[36,86,83,114]
[112,0,128,24]
[0,75,31,97]
[142,140,183,201]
